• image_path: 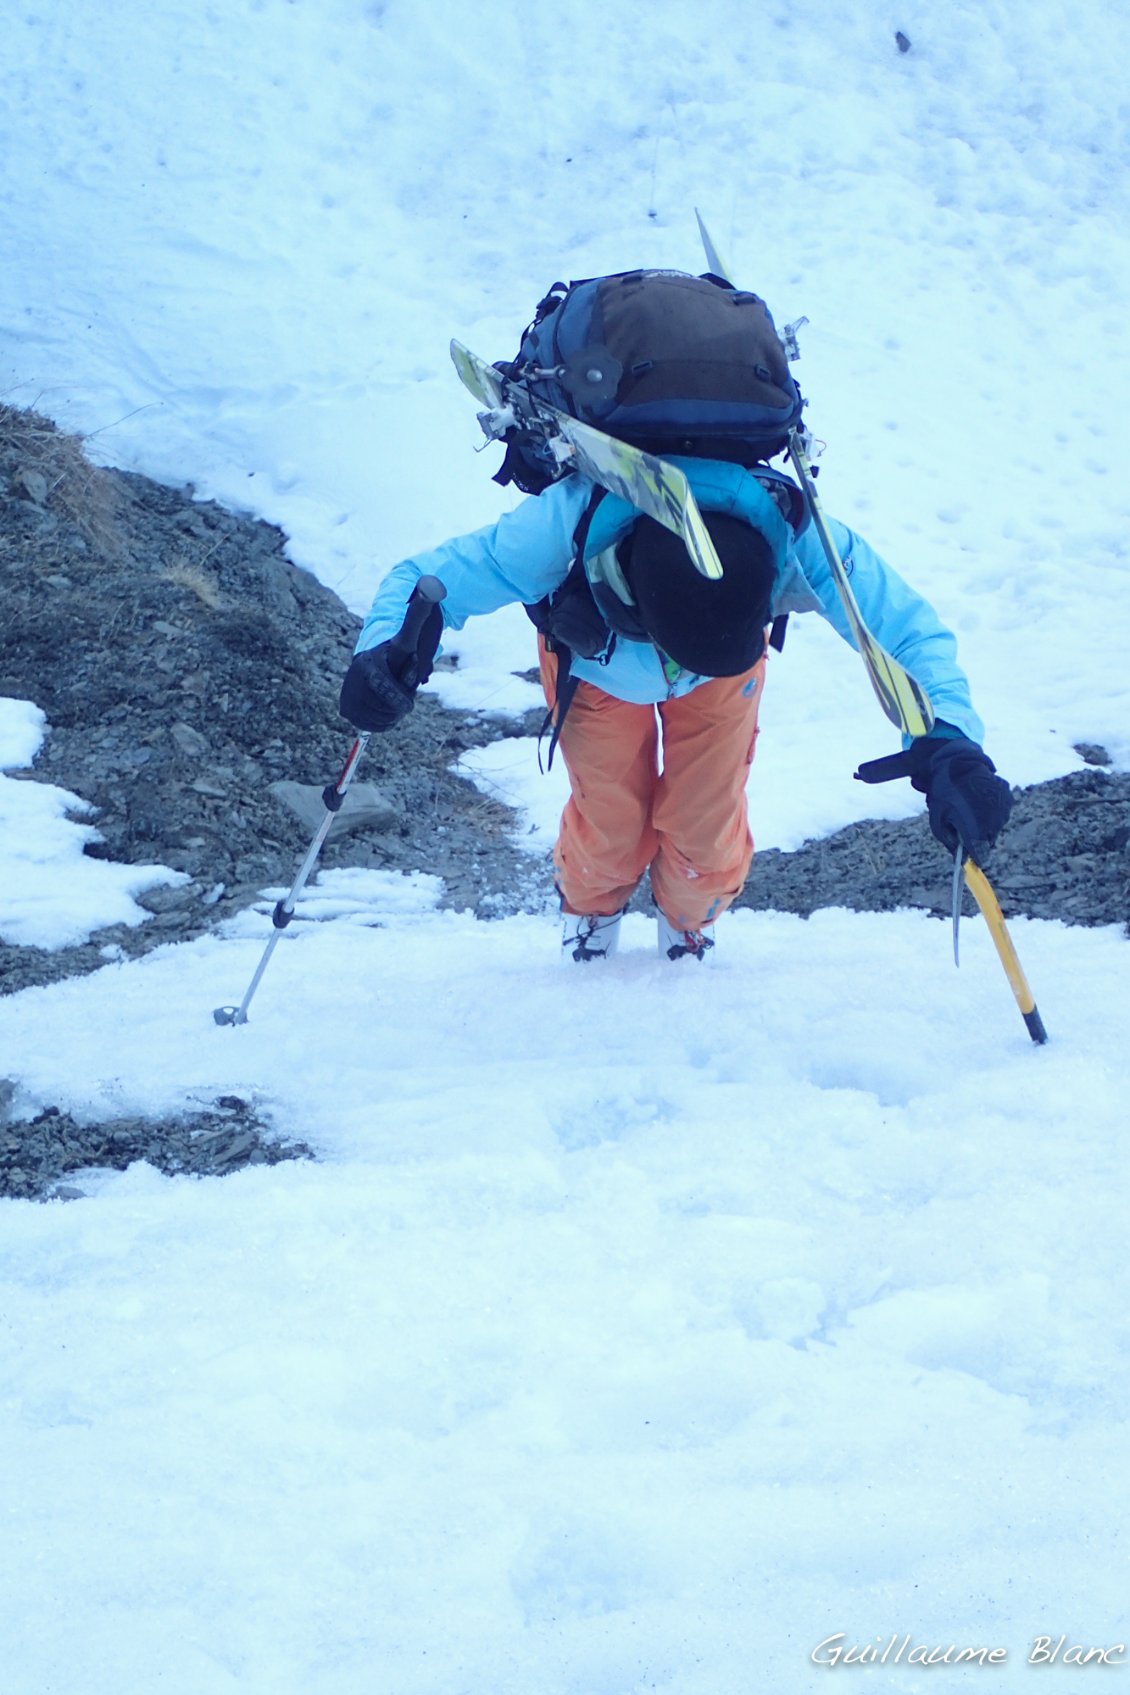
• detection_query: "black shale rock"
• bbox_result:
[0,1095,315,1202]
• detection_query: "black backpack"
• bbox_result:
[494,268,804,494]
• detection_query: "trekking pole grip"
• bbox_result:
[323,575,446,810]
[387,573,446,676]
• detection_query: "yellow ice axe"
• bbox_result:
[962,860,1048,1044]
[695,209,1048,1044]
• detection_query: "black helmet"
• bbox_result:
[619,512,777,677]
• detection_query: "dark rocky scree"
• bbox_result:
[2,407,1127,1196]
[0,1085,314,1202]
[0,406,546,1003]
[737,762,1129,929]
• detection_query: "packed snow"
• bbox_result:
[1,3,1128,1691]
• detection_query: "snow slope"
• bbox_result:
[3,0,1130,814]
[3,888,1129,1693]
[2,3,1129,1690]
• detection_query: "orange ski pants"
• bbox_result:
[538,638,766,930]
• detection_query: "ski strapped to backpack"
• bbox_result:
[490,267,805,495]
[694,212,935,739]
[451,338,726,582]
[788,431,934,738]
[451,262,807,590]
[452,267,930,738]
[451,239,935,738]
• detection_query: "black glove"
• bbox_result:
[339,600,443,732]
[339,643,417,731]
[909,736,1012,862]
[856,727,1012,863]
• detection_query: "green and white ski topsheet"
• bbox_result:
[693,212,935,738]
[786,431,935,737]
[450,339,723,581]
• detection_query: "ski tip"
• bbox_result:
[693,209,731,284]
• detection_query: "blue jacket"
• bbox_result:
[357,460,984,744]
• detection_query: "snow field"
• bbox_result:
[3,2,1129,805]
[1,886,1127,1690]
[0,699,183,949]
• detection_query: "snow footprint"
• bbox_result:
[551,1091,670,1151]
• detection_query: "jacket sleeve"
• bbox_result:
[354,479,591,654]
[793,518,986,745]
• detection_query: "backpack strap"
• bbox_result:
[571,485,605,561]
[530,488,610,770]
[536,645,583,773]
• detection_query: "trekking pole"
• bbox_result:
[213,574,447,1027]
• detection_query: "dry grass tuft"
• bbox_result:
[0,400,126,558]
[157,558,227,609]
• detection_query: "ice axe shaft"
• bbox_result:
[213,574,447,1027]
[855,748,1047,1043]
[962,859,1048,1044]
